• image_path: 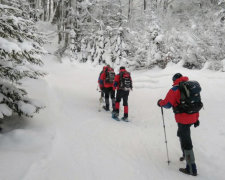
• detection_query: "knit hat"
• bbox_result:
[120,66,125,70]
[172,73,182,82]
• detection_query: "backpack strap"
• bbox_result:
[173,83,185,114]
[119,71,124,89]
[105,67,108,73]
[179,82,186,101]
[119,71,124,80]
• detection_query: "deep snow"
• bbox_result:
[0,56,225,180]
[0,22,225,180]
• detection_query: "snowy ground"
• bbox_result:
[1,25,225,180]
[0,57,225,180]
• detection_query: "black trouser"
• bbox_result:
[177,123,184,157]
[177,123,197,175]
[115,89,129,117]
[177,123,193,151]
[116,90,129,106]
[104,87,115,108]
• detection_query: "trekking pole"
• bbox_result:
[161,107,170,165]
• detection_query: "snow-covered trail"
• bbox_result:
[25,58,172,180]
[10,56,225,179]
[1,52,225,180]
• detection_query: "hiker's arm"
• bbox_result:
[99,72,105,89]
[159,89,176,109]
[113,75,119,90]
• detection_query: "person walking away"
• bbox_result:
[99,65,115,111]
[112,66,133,121]
[98,66,107,98]
[157,73,202,176]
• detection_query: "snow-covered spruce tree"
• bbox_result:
[149,0,225,70]
[0,0,45,118]
[122,0,225,70]
[122,0,172,70]
[52,0,131,67]
[25,0,55,22]
[81,0,130,67]
[54,0,84,60]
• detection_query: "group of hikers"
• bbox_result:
[98,65,133,121]
[98,65,202,176]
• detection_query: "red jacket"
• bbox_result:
[113,69,132,90]
[98,66,114,88]
[159,76,199,124]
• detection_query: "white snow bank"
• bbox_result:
[0,58,222,180]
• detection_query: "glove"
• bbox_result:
[194,120,200,128]
[157,99,162,107]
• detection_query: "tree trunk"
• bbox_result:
[50,1,59,23]
[49,0,53,21]
[128,0,132,20]
[144,0,146,11]
[42,0,49,21]
[118,0,122,27]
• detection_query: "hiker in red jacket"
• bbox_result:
[98,65,115,111]
[157,73,199,176]
[98,66,107,98]
[112,66,132,121]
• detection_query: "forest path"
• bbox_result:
[20,56,225,180]
[1,55,225,180]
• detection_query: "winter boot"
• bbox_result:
[180,151,185,161]
[103,105,109,111]
[103,99,110,111]
[179,164,197,176]
[112,111,119,120]
[179,149,197,176]
[179,165,191,175]
[121,113,128,122]
[180,156,185,161]
[112,108,119,120]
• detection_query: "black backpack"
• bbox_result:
[119,71,132,90]
[105,68,115,84]
[173,81,203,114]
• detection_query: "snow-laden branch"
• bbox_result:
[85,7,104,30]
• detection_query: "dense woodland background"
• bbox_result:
[22,0,225,70]
[0,0,225,118]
